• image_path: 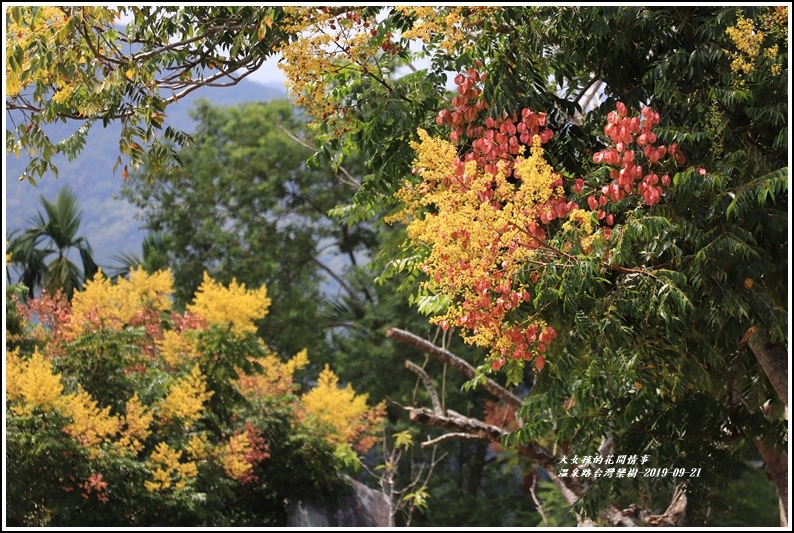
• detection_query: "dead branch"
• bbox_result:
[276,124,361,190]
[390,327,689,527]
[420,432,484,448]
[386,327,522,410]
[405,360,443,415]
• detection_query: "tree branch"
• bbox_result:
[309,256,357,302]
[406,406,507,442]
[573,60,603,106]
[405,361,443,415]
[420,432,484,448]
[385,327,522,410]
[276,124,361,190]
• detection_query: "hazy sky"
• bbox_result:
[248,53,288,88]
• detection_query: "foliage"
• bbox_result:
[700,463,780,527]
[119,99,370,358]
[324,261,549,527]
[6,6,294,183]
[108,231,173,279]
[282,6,788,525]
[7,186,99,300]
[5,268,385,526]
[6,5,788,526]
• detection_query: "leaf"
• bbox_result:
[402,486,430,510]
[393,429,413,450]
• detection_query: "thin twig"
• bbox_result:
[528,475,549,527]
[276,124,361,190]
[405,360,443,415]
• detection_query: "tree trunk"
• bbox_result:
[754,438,789,527]
[747,327,788,408]
[746,327,788,525]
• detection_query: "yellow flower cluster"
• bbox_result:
[725,15,763,77]
[8,348,136,454]
[237,348,309,398]
[158,364,213,426]
[220,433,254,481]
[562,208,597,249]
[396,7,498,54]
[513,137,565,206]
[770,6,788,27]
[277,7,381,128]
[61,386,121,449]
[725,9,788,82]
[144,442,198,492]
[156,329,198,367]
[302,365,385,453]
[70,268,173,335]
[118,394,154,454]
[185,433,210,460]
[393,132,563,356]
[6,347,64,415]
[388,130,459,225]
[187,272,270,335]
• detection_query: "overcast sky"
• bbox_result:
[248,53,288,88]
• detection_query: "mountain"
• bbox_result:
[5,78,287,270]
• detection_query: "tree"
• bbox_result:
[7,185,99,300]
[6,6,301,183]
[280,6,788,526]
[119,98,372,358]
[5,268,385,526]
[7,6,788,526]
[108,230,173,279]
[121,97,546,526]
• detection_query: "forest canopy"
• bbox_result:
[5,5,789,527]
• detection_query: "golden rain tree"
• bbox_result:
[5,268,384,526]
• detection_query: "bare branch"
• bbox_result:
[386,327,522,410]
[405,361,443,415]
[309,257,357,301]
[622,483,687,526]
[420,432,484,448]
[406,406,505,441]
[527,474,549,527]
[276,124,361,190]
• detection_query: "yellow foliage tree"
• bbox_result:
[302,365,386,454]
[187,272,271,335]
[6,268,385,525]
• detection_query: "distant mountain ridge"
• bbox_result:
[5,78,287,269]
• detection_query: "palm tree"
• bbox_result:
[7,186,98,300]
[109,230,172,279]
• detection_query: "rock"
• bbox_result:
[287,477,393,527]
